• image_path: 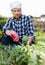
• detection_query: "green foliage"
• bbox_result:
[0,19,6,24]
[0,16,7,23]
[22,36,28,45]
[0,30,2,36]
[0,16,7,24]
[0,42,45,65]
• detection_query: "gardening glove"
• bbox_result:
[9,30,19,42]
[27,36,33,45]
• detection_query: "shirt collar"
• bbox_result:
[13,14,22,20]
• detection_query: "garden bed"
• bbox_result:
[0,34,45,65]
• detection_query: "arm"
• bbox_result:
[2,18,19,42]
[27,16,34,42]
[2,18,11,37]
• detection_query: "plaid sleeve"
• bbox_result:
[27,16,34,36]
[2,18,11,37]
